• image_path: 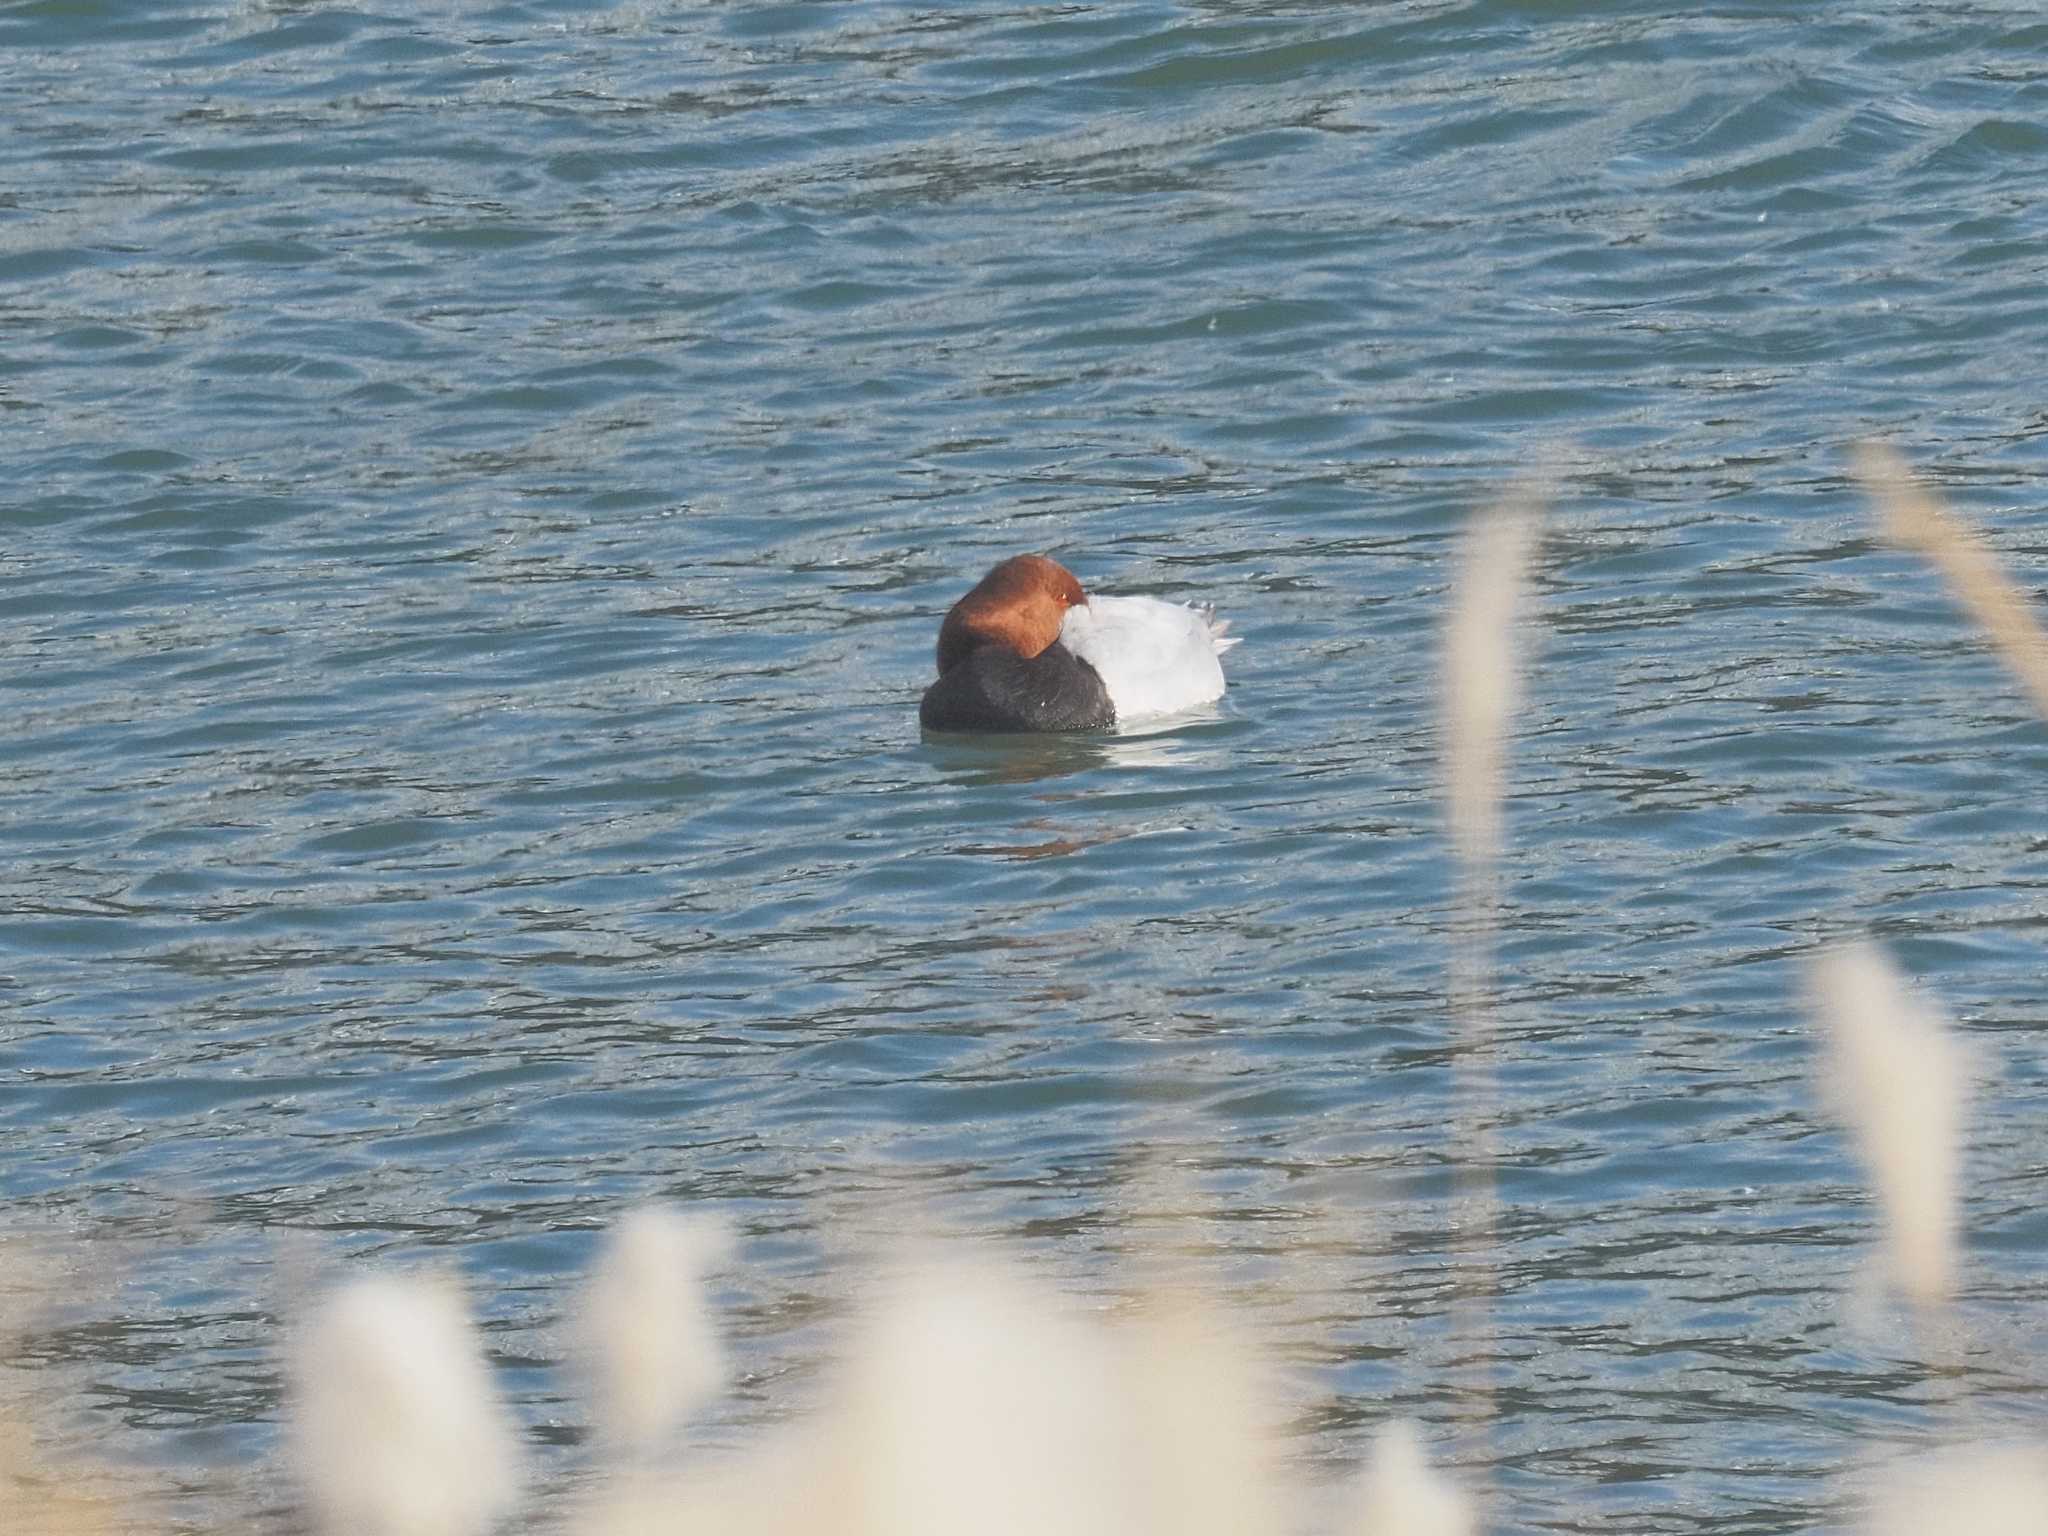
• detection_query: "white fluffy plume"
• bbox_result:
[577,1206,733,1455]
[572,1255,1284,1536]
[821,1259,1135,1536]
[1856,1444,2048,1536]
[289,1271,522,1536]
[1347,1421,1475,1536]
[1809,942,1971,1305]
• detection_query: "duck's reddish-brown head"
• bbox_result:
[935,555,1088,676]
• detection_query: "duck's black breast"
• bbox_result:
[919,641,1115,733]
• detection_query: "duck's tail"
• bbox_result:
[1201,607,1242,653]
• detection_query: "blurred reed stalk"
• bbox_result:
[2,1243,131,1536]
[3,1414,128,1536]
[6,1468,121,1535]
[1440,491,1541,1441]
[1855,441,2048,722]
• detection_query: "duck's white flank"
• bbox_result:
[1058,593,1238,724]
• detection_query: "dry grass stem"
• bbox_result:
[1855,441,2048,722]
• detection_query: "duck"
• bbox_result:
[919,554,1238,732]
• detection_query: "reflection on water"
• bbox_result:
[923,711,1237,786]
[951,821,1131,863]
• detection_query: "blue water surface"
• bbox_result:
[6,2,2048,1530]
